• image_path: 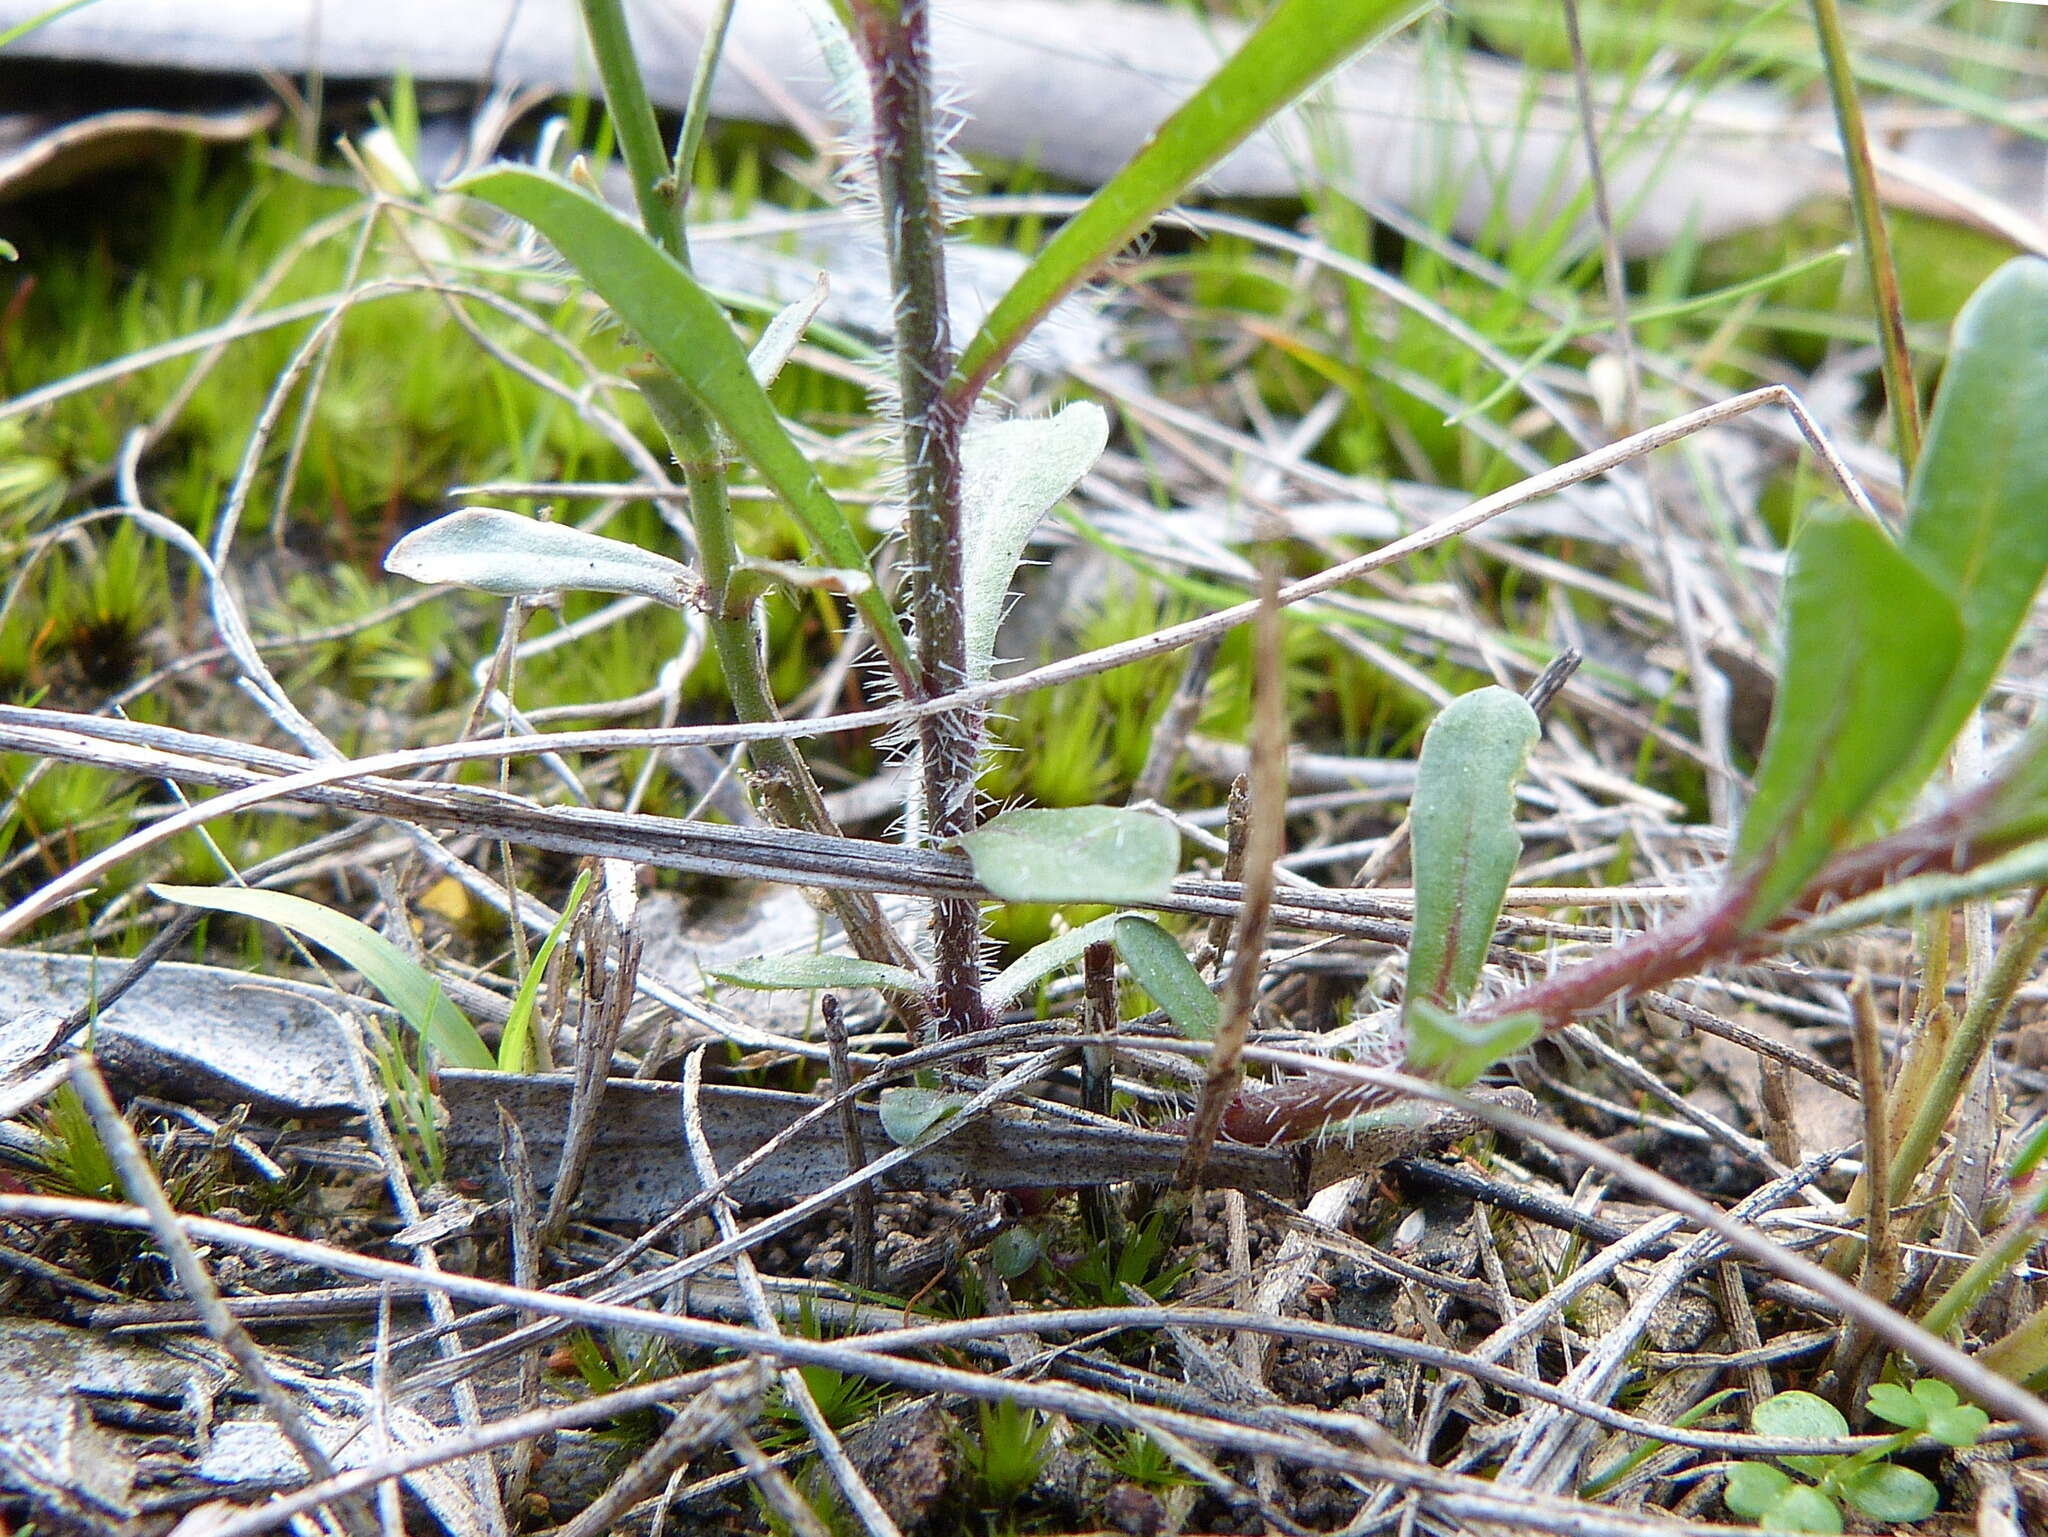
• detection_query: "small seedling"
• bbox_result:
[1723,1383,1984,1532]
[961,1397,1052,1511]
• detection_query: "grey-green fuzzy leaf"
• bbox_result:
[1404,686,1540,1014]
[384,507,699,605]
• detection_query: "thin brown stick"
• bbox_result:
[1178,551,1286,1190]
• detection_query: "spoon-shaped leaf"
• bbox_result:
[452,165,910,673]
[960,402,1109,682]
[1404,686,1540,1015]
[385,507,700,606]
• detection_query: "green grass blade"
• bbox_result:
[948,0,1430,402]
[498,868,593,1073]
[152,884,493,1070]
[453,165,911,673]
[1733,508,1961,926]
[1889,257,2048,805]
[1404,686,1540,1014]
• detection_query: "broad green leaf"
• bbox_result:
[1889,258,2048,808]
[1863,1382,1927,1432]
[1753,1391,1849,1481]
[990,1226,1041,1279]
[960,807,1178,905]
[1908,1379,1989,1448]
[498,868,592,1073]
[949,0,1428,398]
[1403,1000,1539,1089]
[960,403,1109,682]
[1722,1463,1794,1521]
[1733,508,1961,928]
[384,508,699,606]
[1113,915,1219,1040]
[1404,686,1540,1013]
[1838,1463,1937,1524]
[1753,1390,1849,1439]
[452,166,909,670]
[151,884,492,1070]
[711,954,925,993]
[1761,1484,1843,1534]
[1925,1400,1989,1449]
[877,1086,967,1146]
[984,914,1120,1010]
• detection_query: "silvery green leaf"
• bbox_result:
[748,276,829,389]
[710,954,924,993]
[960,402,1110,681]
[385,508,699,606]
[960,805,1177,905]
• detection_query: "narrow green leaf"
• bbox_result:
[1404,1000,1539,1089]
[960,807,1178,905]
[1113,915,1219,1041]
[498,868,592,1073]
[984,914,1120,1011]
[384,508,699,606]
[949,0,1429,399]
[877,1087,967,1147]
[1778,839,2048,950]
[1404,686,1540,1013]
[1889,257,2048,807]
[710,954,925,993]
[960,403,1109,682]
[1734,508,1961,927]
[451,166,909,670]
[151,884,492,1070]
[1838,1463,1937,1524]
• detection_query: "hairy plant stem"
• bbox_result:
[638,371,928,1013]
[855,0,986,1038]
[577,0,926,1007]
[1807,0,1921,475]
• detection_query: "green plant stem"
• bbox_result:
[1807,0,1920,475]
[1888,886,2048,1207]
[1918,1187,2048,1341]
[671,0,739,224]
[854,0,986,1038]
[637,369,929,1016]
[1978,1292,2048,1386]
[577,0,684,262]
